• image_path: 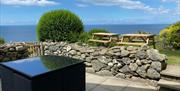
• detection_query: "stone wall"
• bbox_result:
[43,42,167,80]
[0,43,29,62]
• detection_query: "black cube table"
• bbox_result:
[0,55,85,91]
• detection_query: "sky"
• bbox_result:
[0,0,180,25]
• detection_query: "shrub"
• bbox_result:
[37,9,84,42]
[159,21,180,49]
[78,32,91,43]
[0,37,5,44]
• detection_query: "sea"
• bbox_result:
[0,24,169,42]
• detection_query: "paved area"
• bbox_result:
[86,73,158,91]
[0,73,158,91]
[161,65,180,78]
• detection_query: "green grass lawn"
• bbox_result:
[159,49,180,66]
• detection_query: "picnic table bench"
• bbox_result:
[89,33,119,44]
[116,34,156,48]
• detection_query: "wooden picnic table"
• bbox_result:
[89,33,119,44]
[117,34,156,48]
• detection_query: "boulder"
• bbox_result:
[115,73,126,79]
[127,46,135,51]
[136,59,142,66]
[136,66,147,78]
[16,46,26,51]
[122,57,131,65]
[119,65,131,73]
[98,56,111,64]
[121,50,129,57]
[80,54,86,59]
[85,62,92,67]
[129,63,138,71]
[85,56,93,63]
[91,60,106,72]
[69,50,77,55]
[150,61,162,72]
[136,51,147,59]
[108,62,114,67]
[147,49,167,61]
[66,46,72,52]
[147,68,160,79]
[96,70,113,76]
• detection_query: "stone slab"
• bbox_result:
[161,65,180,78]
[158,79,180,90]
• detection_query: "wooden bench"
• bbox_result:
[88,39,111,44]
[89,33,119,44]
[117,34,156,48]
[116,42,147,46]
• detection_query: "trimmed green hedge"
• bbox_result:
[37,9,84,42]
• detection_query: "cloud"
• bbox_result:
[77,0,170,14]
[0,0,59,6]
[76,3,89,7]
[161,0,180,15]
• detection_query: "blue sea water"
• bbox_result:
[0,24,169,42]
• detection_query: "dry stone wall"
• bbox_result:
[43,42,167,80]
[0,43,29,62]
[0,42,167,80]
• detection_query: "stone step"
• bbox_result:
[158,79,180,91]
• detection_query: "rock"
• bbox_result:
[136,66,147,78]
[96,70,113,76]
[69,50,77,55]
[91,60,106,72]
[119,65,131,73]
[117,63,123,68]
[108,62,114,67]
[9,47,15,51]
[85,62,92,67]
[129,63,138,71]
[66,46,72,52]
[139,45,149,51]
[49,46,59,52]
[85,57,93,63]
[116,73,126,79]
[122,57,131,65]
[129,54,135,58]
[141,59,151,64]
[86,67,95,73]
[147,49,167,61]
[112,59,118,64]
[147,68,160,79]
[136,59,142,66]
[86,49,95,53]
[16,46,26,51]
[72,55,81,59]
[80,54,86,59]
[127,46,135,51]
[99,49,108,55]
[150,62,162,72]
[136,51,147,59]
[98,56,111,64]
[121,50,129,57]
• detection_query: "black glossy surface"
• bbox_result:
[0,55,84,77]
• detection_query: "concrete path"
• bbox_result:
[0,73,158,91]
[161,65,180,78]
[86,73,158,91]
